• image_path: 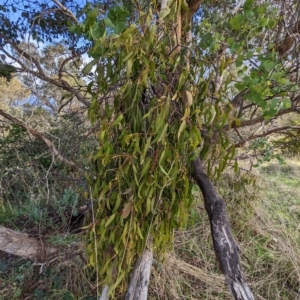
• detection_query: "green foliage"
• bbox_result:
[2,0,300,297]
[0,111,93,230]
[0,63,16,82]
[250,138,286,166]
[74,0,295,293]
[79,4,201,293]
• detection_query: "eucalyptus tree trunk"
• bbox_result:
[192,157,255,300]
[125,248,153,300]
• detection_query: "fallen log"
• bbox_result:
[0,225,45,260]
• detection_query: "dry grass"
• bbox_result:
[149,159,300,300]
[2,159,300,299]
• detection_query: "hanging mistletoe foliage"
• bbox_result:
[82,4,201,293]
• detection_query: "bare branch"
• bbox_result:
[0,34,90,107]
[234,125,300,148]
[125,248,153,300]
[51,0,79,24]
[223,107,294,130]
[0,47,29,70]
[58,54,81,80]
[0,35,45,76]
[232,0,245,15]
[18,67,90,107]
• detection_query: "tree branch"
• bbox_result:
[0,36,90,108]
[0,35,45,76]
[21,67,90,107]
[234,125,300,148]
[0,108,84,173]
[188,0,203,20]
[51,0,79,24]
[223,107,295,131]
[230,89,250,109]
[192,157,254,300]
[125,248,153,300]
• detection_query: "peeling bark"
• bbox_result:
[192,157,254,300]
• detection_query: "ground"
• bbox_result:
[1,160,300,299]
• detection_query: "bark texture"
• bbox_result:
[125,248,153,300]
[0,225,44,260]
[192,157,255,300]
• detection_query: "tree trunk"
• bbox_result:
[125,247,153,300]
[192,157,255,300]
[88,248,153,300]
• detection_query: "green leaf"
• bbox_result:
[227,37,235,46]
[141,137,152,164]
[234,161,238,172]
[178,71,188,90]
[244,0,254,11]
[262,60,277,71]
[113,195,121,213]
[230,14,245,30]
[159,164,170,178]
[282,99,291,109]
[85,8,98,30]
[111,114,123,127]
[236,54,244,67]
[156,124,168,143]
[246,51,253,59]
[105,214,116,227]
[127,58,134,78]
[160,6,171,19]
[178,120,186,140]
[146,197,151,216]
[82,60,97,75]
[140,158,151,179]
[251,83,263,93]
[259,18,269,27]
[104,17,115,29]
[268,19,277,29]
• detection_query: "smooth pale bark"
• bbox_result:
[192,157,255,300]
[98,248,153,300]
[99,285,109,300]
[125,248,153,300]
